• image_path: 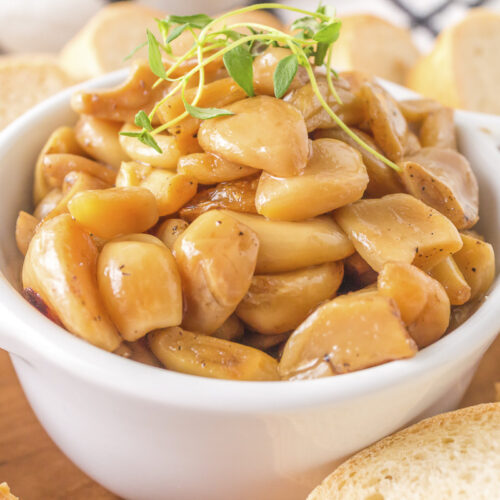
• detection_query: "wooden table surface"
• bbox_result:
[1,335,499,500]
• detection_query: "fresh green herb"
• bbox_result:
[223,44,255,97]
[120,129,162,153]
[138,130,162,153]
[273,54,298,99]
[168,13,214,29]
[183,99,235,119]
[121,2,400,172]
[313,21,341,44]
[165,23,189,44]
[123,40,147,62]
[146,29,166,79]
[134,110,153,131]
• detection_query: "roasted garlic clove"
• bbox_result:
[173,210,259,334]
[398,147,479,229]
[177,152,258,184]
[22,214,121,351]
[253,46,308,96]
[279,289,417,380]
[212,314,245,342]
[378,262,450,347]
[256,138,368,221]
[285,75,365,132]
[119,123,184,169]
[15,211,38,256]
[98,234,182,341]
[419,107,456,149]
[155,218,189,250]
[454,233,495,301]
[68,186,159,239]
[198,95,309,177]
[334,193,463,272]
[34,188,64,220]
[157,77,247,138]
[75,115,130,168]
[179,176,258,222]
[44,171,109,221]
[42,153,117,187]
[33,126,86,204]
[223,210,354,273]
[314,127,404,198]
[359,82,408,162]
[429,256,471,306]
[71,61,168,123]
[149,327,280,381]
[398,98,442,123]
[236,262,343,335]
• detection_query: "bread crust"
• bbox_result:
[333,15,419,84]
[407,9,500,113]
[308,403,500,500]
[0,54,73,129]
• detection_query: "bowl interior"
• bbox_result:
[0,73,499,407]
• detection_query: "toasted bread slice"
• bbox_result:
[0,54,73,130]
[0,483,18,500]
[407,9,500,113]
[59,2,285,82]
[331,14,419,84]
[308,403,500,500]
[59,2,165,81]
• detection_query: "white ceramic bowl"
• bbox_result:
[0,72,499,500]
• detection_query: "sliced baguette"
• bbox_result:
[59,2,165,81]
[0,54,73,130]
[0,483,18,500]
[308,403,500,500]
[407,9,500,114]
[59,2,285,82]
[331,14,419,85]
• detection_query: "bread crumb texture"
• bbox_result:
[0,54,73,129]
[0,483,18,500]
[308,403,500,500]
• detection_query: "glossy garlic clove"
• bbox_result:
[179,176,259,222]
[378,262,450,347]
[98,234,183,341]
[454,233,495,301]
[334,193,463,272]
[198,95,309,177]
[429,256,471,306]
[236,262,344,335]
[223,210,354,273]
[177,152,258,185]
[68,186,159,239]
[173,210,259,334]
[75,115,130,168]
[33,126,86,204]
[149,327,280,381]
[398,147,479,230]
[279,289,417,380]
[22,214,121,351]
[256,138,368,221]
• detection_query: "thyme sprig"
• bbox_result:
[121,3,400,172]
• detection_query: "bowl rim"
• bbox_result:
[0,70,499,413]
